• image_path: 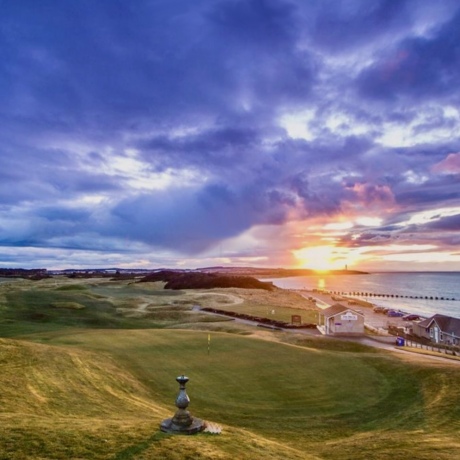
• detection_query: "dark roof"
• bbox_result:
[321,303,364,318]
[418,314,460,336]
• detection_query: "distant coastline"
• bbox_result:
[197,266,368,277]
[0,266,369,280]
[4,266,460,279]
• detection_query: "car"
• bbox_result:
[373,306,385,313]
[402,314,420,321]
[387,310,404,317]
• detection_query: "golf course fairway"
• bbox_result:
[1,327,460,459]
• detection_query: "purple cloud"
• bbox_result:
[0,0,459,269]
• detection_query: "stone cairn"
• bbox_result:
[160,375,206,435]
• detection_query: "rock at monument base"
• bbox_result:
[160,416,205,435]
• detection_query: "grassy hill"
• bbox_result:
[1,335,318,460]
[0,278,460,459]
[138,270,275,290]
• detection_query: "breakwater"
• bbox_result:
[329,290,456,301]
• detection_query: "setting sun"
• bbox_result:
[293,245,354,271]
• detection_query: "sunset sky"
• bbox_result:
[1,0,459,271]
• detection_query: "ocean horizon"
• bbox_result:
[266,271,460,319]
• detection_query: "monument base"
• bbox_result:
[160,417,205,435]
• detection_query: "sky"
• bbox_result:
[1,0,460,272]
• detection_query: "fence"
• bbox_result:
[399,336,460,357]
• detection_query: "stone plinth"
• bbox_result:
[160,375,205,435]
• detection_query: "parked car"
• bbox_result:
[373,306,385,313]
[402,314,420,321]
[387,310,404,317]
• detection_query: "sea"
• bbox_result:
[266,272,460,319]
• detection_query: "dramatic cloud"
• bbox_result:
[0,0,459,270]
[357,6,460,101]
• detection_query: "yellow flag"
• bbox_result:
[207,333,211,354]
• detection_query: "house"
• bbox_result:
[318,303,365,336]
[412,314,460,345]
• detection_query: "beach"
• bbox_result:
[265,272,460,319]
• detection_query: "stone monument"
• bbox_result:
[160,375,205,434]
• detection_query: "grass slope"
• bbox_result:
[6,328,460,459]
[1,278,460,459]
[0,336,319,460]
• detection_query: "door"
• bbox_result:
[433,326,439,343]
